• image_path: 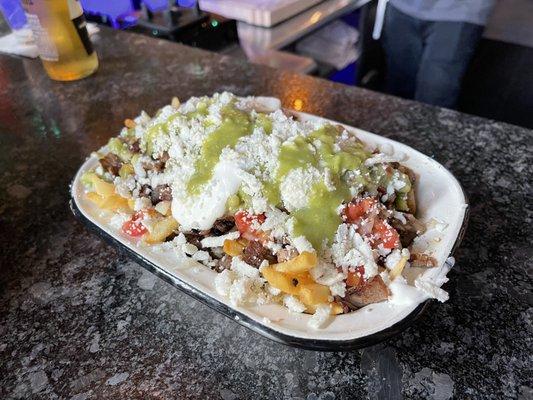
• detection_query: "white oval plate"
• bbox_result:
[70,110,468,350]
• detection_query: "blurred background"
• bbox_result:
[1,0,532,128]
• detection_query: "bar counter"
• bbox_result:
[0,26,531,399]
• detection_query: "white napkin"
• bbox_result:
[0,23,100,58]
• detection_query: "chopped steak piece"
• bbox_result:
[391,213,425,247]
[242,240,276,267]
[139,184,152,198]
[159,151,170,163]
[99,153,122,176]
[334,296,359,313]
[184,232,204,249]
[215,255,232,272]
[276,246,299,263]
[151,184,172,204]
[410,253,437,268]
[211,216,235,236]
[345,276,389,308]
[398,165,416,185]
[142,159,165,173]
[129,140,140,153]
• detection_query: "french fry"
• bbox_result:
[92,177,116,198]
[289,272,315,285]
[273,251,317,274]
[86,191,105,207]
[144,216,179,244]
[84,172,117,198]
[87,192,129,212]
[124,118,136,128]
[298,283,330,306]
[223,239,247,257]
[100,195,130,212]
[118,163,134,178]
[261,266,300,295]
[389,256,409,280]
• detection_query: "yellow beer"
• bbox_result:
[22,0,98,81]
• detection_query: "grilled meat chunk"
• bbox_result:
[391,213,425,247]
[344,276,389,308]
[242,240,276,267]
[99,153,122,176]
[151,184,172,204]
[211,216,235,236]
[410,253,437,268]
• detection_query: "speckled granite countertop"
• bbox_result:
[0,25,531,400]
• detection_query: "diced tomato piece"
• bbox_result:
[345,197,378,223]
[234,211,266,241]
[372,220,400,249]
[122,211,148,237]
[346,266,365,287]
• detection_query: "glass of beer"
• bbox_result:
[22,0,98,81]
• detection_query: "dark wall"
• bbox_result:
[459,39,533,129]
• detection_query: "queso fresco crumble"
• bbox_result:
[81,92,448,329]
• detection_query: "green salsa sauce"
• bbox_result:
[260,125,372,249]
[187,105,253,195]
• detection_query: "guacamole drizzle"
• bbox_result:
[187,105,253,194]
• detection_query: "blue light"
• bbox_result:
[178,0,197,8]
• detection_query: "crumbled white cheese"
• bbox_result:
[182,243,198,255]
[267,284,281,296]
[200,231,240,248]
[414,278,449,302]
[385,248,410,270]
[364,152,407,166]
[329,281,346,297]
[331,224,378,279]
[114,175,136,198]
[231,257,260,279]
[262,207,289,239]
[133,158,147,179]
[134,197,151,212]
[264,240,283,254]
[292,236,314,253]
[308,304,331,329]
[174,232,187,245]
[309,260,345,286]
[214,269,235,296]
[237,96,281,113]
[376,243,392,257]
[192,250,210,262]
[229,277,252,306]
[279,167,321,211]
[283,295,306,313]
